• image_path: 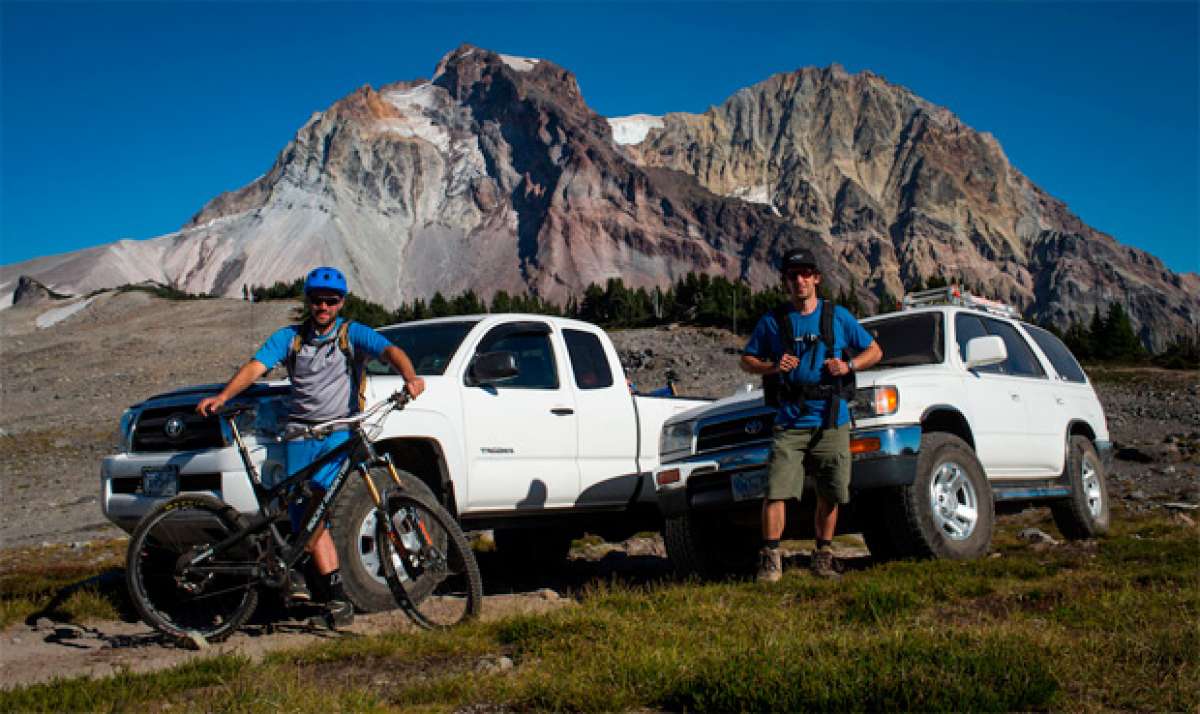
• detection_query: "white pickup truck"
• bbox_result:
[101,314,706,610]
[653,289,1115,577]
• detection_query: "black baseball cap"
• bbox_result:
[780,248,820,274]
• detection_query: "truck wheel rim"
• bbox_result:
[357,510,419,585]
[1081,457,1103,518]
[356,512,387,585]
[929,461,978,541]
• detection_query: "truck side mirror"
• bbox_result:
[467,351,519,386]
[965,335,1007,370]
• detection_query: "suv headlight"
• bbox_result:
[851,386,899,419]
[660,420,697,459]
[118,408,137,452]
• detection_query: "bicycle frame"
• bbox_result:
[182,402,412,582]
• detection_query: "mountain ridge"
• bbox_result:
[1,45,1194,348]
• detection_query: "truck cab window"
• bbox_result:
[564,329,614,389]
[477,331,559,390]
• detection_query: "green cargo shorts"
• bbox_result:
[766,424,851,504]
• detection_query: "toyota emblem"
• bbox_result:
[164,414,187,440]
[744,419,763,436]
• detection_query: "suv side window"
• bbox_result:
[982,317,1047,378]
[476,329,560,390]
[563,329,614,390]
[955,313,1001,373]
[1024,324,1088,383]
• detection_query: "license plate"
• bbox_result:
[731,471,767,502]
[142,466,179,497]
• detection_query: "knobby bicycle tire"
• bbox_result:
[375,488,483,628]
[125,494,260,644]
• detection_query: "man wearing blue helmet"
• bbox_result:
[198,266,425,628]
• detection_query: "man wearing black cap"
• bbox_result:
[740,248,882,581]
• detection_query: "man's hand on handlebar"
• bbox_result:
[196,396,227,417]
[405,376,426,399]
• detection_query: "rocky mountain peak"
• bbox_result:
[2,46,1194,349]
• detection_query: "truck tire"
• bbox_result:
[663,511,759,579]
[879,433,994,560]
[493,527,573,573]
[1050,435,1110,539]
[330,466,438,613]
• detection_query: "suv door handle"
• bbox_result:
[550,407,575,416]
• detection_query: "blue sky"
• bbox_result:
[2,1,1197,272]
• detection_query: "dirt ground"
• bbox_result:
[0,293,1195,688]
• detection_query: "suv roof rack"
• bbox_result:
[901,286,1020,319]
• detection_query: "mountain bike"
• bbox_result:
[125,390,482,644]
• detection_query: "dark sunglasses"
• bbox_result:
[785,267,819,279]
[308,295,343,307]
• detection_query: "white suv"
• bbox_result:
[653,288,1114,576]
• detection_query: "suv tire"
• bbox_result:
[493,527,574,573]
[881,433,995,560]
[330,466,437,613]
[663,511,759,579]
[1050,435,1110,539]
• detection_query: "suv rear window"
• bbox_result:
[862,312,944,367]
[1024,324,1088,383]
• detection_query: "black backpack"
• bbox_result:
[761,301,856,422]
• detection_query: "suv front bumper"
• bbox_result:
[655,424,922,518]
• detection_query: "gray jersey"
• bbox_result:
[287,334,355,424]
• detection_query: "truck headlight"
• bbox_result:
[118,408,137,452]
[660,420,696,459]
[851,386,899,419]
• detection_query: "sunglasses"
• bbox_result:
[785,267,819,279]
[308,295,343,307]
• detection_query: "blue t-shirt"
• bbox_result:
[743,300,875,428]
[254,318,392,421]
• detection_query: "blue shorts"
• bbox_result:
[286,430,351,529]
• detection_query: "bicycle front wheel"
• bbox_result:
[375,489,482,628]
[125,494,260,644]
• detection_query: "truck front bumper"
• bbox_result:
[100,446,284,532]
[655,424,922,518]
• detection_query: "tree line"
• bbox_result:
[246,275,1197,368]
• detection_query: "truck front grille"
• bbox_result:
[132,407,224,452]
[696,414,774,453]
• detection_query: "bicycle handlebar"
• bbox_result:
[297,389,412,439]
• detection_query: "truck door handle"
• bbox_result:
[1010,393,1020,401]
[551,407,575,416]
[1055,397,1065,405]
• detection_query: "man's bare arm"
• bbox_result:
[197,360,269,416]
[382,345,425,398]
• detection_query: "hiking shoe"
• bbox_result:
[285,571,312,604]
[810,548,841,580]
[756,546,783,583]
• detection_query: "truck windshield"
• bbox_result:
[370,321,480,376]
[861,312,944,368]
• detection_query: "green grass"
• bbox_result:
[0,540,129,627]
[2,511,1196,712]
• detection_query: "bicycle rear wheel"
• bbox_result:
[375,489,482,628]
[126,494,260,644]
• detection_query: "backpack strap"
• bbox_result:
[772,303,795,356]
[337,320,369,412]
[820,299,836,355]
[285,324,306,378]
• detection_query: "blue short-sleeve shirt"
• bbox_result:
[743,300,875,428]
[254,317,392,422]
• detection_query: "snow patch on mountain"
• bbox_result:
[727,184,781,215]
[608,115,664,145]
[381,84,452,154]
[36,297,94,328]
[499,54,538,72]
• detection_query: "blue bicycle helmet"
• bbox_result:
[304,266,348,296]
